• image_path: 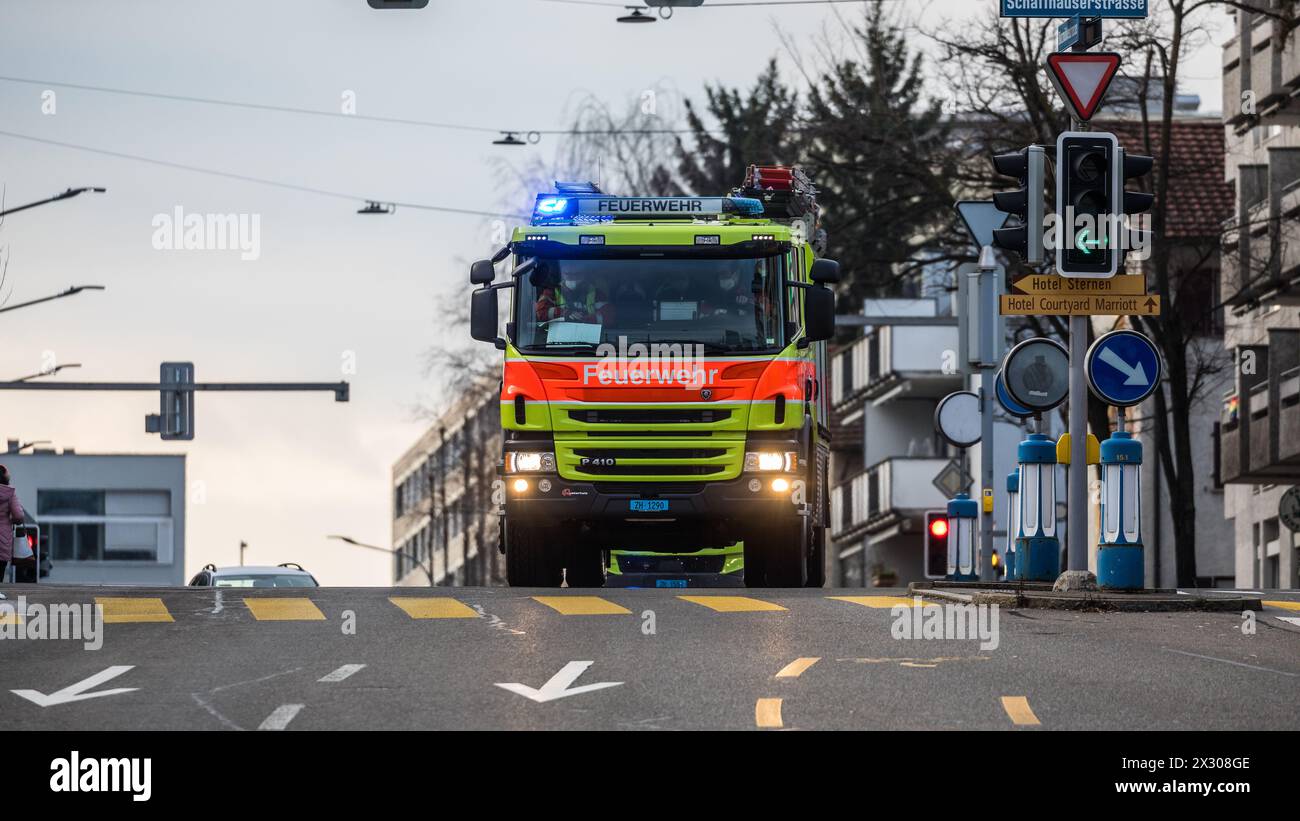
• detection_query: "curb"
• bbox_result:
[908,582,1263,612]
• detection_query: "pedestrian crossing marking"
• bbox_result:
[533,596,631,615]
[0,606,22,625]
[95,597,175,623]
[828,595,938,609]
[1001,696,1041,726]
[390,597,479,619]
[755,698,784,728]
[678,595,786,613]
[1277,616,1300,628]
[1263,600,1300,612]
[243,597,326,621]
[775,657,820,678]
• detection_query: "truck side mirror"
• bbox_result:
[804,285,835,343]
[470,260,496,285]
[810,258,841,285]
[470,287,501,346]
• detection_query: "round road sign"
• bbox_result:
[995,368,1035,419]
[1086,329,1161,407]
[1003,337,1069,413]
[935,390,982,448]
[1280,486,1300,533]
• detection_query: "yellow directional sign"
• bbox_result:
[1009,274,1146,296]
[1000,294,1161,316]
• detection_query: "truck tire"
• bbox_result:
[744,521,807,588]
[805,523,826,588]
[504,521,563,587]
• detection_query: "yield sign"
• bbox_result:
[1047,52,1121,122]
[955,201,1010,250]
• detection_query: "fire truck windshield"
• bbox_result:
[515,254,787,354]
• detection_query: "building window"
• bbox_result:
[38,490,171,563]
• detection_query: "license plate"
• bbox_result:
[629,499,669,512]
[656,579,687,588]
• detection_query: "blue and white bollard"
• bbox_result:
[1005,470,1019,579]
[1014,433,1060,581]
[1097,430,1143,590]
[946,492,980,582]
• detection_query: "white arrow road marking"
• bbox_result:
[258,704,304,730]
[1098,347,1149,386]
[11,665,138,707]
[494,661,623,703]
[318,664,365,683]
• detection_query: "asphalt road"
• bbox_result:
[1,585,1298,730]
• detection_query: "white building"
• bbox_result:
[2,441,186,586]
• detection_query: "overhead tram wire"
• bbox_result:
[0,130,527,220]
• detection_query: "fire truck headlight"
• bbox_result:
[512,478,530,494]
[744,451,798,472]
[770,478,790,493]
[506,452,556,473]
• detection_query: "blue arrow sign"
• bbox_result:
[955,201,1010,250]
[1002,1,1147,18]
[1086,330,1161,407]
[996,369,1035,419]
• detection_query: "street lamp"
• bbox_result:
[11,363,82,383]
[328,534,436,586]
[0,285,105,315]
[0,187,106,218]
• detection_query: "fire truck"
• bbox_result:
[469,166,839,587]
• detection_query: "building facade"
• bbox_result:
[391,388,503,586]
[2,441,186,586]
[1217,2,1300,589]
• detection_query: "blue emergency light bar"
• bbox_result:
[530,194,764,226]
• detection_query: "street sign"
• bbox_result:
[1279,486,1300,532]
[933,459,974,498]
[955,200,1010,249]
[995,369,1036,419]
[1047,52,1121,121]
[1010,273,1145,296]
[935,391,982,447]
[1085,329,1161,407]
[1058,16,1103,51]
[1001,1,1147,18]
[1002,337,1070,412]
[1000,293,1161,315]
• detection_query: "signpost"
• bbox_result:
[1086,329,1161,407]
[1000,1,1147,18]
[1058,16,1103,51]
[955,201,1011,250]
[1046,52,1122,122]
[1009,273,1146,296]
[1000,293,1161,316]
[995,369,1035,419]
[1002,338,1070,414]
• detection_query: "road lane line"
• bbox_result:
[1164,648,1298,678]
[1001,696,1041,726]
[755,698,783,728]
[775,657,820,678]
[390,597,479,619]
[0,604,22,625]
[258,704,304,730]
[243,598,326,621]
[318,664,366,683]
[678,595,786,613]
[533,596,631,616]
[828,595,937,609]
[94,597,175,623]
[1264,600,1300,612]
[1278,616,1300,628]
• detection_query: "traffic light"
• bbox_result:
[1118,149,1154,269]
[990,145,1046,265]
[1056,131,1119,278]
[924,510,949,579]
[145,361,195,440]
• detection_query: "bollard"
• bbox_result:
[1005,470,1019,579]
[946,492,980,582]
[1014,433,1060,581]
[1097,430,1143,590]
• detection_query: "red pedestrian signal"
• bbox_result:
[925,511,949,578]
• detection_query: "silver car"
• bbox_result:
[188,563,319,588]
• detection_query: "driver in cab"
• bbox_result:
[709,261,767,318]
[533,263,611,324]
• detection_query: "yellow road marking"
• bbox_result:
[678,595,786,613]
[390,597,479,619]
[243,597,326,621]
[1001,696,1041,726]
[94,597,175,623]
[775,657,820,678]
[533,596,631,616]
[755,698,784,728]
[1263,600,1300,612]
[828,595,937,609]
[0,608,22,625]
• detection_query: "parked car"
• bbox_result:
[188,562,319,588]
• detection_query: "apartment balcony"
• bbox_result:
[1226,15,1300,130]
[1279,367,1300,465]
[1222,333,1300,483]
[1224,35,1247,127]
[830,457,949,542]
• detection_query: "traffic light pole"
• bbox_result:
[977,247,998,581]
[1067,113,1089,574]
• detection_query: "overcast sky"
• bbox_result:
[0,0,1227,585]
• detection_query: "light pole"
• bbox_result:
[0,285,105,315]
[328,534,435,586]
[10,363,82,382]
[0,187,106,218]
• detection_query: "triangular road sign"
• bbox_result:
[955,200,1010,250]
[1047,52,1121,122]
